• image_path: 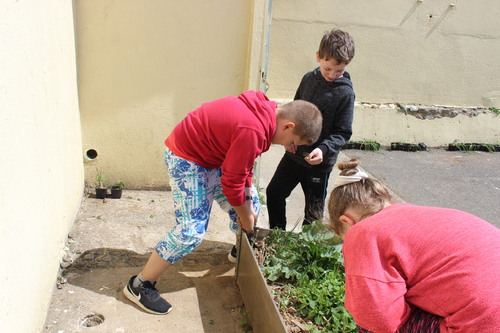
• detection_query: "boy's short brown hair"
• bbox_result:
[318,29,355,64]
[277,100,322,145]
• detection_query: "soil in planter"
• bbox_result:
[480,144,500,152]
[448,142,500,152]
[252,223,357,333]
[342,140,380,151]
[391,142,427,152]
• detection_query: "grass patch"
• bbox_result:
[489,106,500,115]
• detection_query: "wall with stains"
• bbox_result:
[267,0,500,107]
[266,0,500,145]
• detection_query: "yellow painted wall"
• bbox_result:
[0,1,82,332]
[76,0,255,189]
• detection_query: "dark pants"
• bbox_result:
[266,154,330,230]
[358,307,443,333]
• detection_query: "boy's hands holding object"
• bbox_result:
[305,148,323,165]
[235,195,257,234]
[237,214,256,234]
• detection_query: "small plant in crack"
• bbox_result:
[488,106,500,115]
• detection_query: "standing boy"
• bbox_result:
[123,90,322,314]
[266,29,355,230]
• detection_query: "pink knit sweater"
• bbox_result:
[343,203,500,332]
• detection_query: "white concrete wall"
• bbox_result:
[267,0,500,107]
[0,1,83,332]
[76,0,255,189]
[351,104,500,146]
[266,0,500,145]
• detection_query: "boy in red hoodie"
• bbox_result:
[123,90,322,314]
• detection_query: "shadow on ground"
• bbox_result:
[45,240,248,332]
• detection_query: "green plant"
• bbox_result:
[257,222,356,332]
[483,144,495,152]
[452,141,477,152]
[359,140,381,151]
[240,310,252,332]
[488,106,500,115]
[96,170,105,188]
[343,140,381,151]
[115,181,125,190]
[258,190,266,205]
[455,143,469,152]
[391,142,427,152]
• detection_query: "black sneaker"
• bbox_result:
[123,276,173,315]
[228,245,237,263]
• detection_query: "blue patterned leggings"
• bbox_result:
[155,149,260,264]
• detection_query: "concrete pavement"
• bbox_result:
[342,148,500,228]
[259,145,500,229]
[43,145,499,332]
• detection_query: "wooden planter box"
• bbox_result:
[235,228,287,333]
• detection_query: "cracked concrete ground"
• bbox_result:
[43,146,500,332]
[44,189,248,333]
[43,145,316,333]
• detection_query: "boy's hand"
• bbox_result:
[237,215,255,234]
[305,148,323,165]
[234,196,257,234]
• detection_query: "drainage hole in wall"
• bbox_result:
[81,313,105,327]
[86,149,98,160]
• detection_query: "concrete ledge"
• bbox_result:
[351,103,500,147]
[273,99,500,147]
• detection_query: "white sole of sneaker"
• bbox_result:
[122,284,173,315]
[227,252,237,263]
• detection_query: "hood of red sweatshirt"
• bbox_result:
[237,90,277,152]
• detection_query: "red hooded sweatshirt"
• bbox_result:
[165,90,277,206]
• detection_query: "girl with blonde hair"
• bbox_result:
[327,158,500,332]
